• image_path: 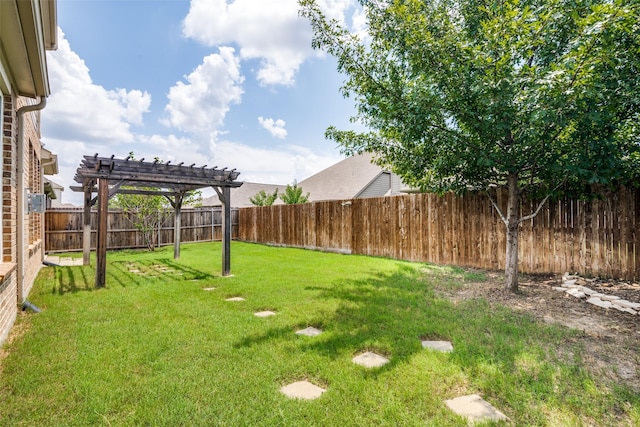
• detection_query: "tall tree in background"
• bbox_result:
[110,153,202,250]
[280,182,310,204]
[300,0,640,292]
[250,189,279,206]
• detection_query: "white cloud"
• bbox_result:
[163,47,243,134]
[258,117,288,139]
[209,140,341,185]
[43,29,151,144]
[182,0,356,86]
[45,128,341,206]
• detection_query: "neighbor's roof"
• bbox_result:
[298,152,387,202]
[201,182,287,208]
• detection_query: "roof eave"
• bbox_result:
[2,0,57,98]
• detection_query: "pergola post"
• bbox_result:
[95,178,109,287]
[221,186,231,276]
[173,192,184,259]
[82,183,92,265]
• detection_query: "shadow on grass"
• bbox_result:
[107,259,217,288]
[231,262,640,424]
[52,266,94,294]
[47,256,218,295]
[235,264,437,371]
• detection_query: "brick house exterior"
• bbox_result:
[0,0,58,344]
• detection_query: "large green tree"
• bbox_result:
[300,0,640,292]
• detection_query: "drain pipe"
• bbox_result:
[16,97,47,303]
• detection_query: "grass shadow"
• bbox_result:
[51,266,94,295]
[108,259,216,288]
[234,264,433,372]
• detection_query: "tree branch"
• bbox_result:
[485,190,508,226]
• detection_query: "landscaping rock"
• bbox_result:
[577,286,596,296]
[610,305,637,315]
[613,300,640,310]
[586,297,612,309]
[598,294,621,301]
[226,297,245,302]
[280,381,326,400]
[444,394,508,423]
[565,288,586,298]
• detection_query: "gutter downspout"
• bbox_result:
[16,97,46,303]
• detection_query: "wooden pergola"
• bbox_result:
[72,154,243,287]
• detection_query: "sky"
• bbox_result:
[42,0,367,206]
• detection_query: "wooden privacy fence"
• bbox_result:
[238,189,640,280]
[45,207,239,252]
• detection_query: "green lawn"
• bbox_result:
[1,242,638,426]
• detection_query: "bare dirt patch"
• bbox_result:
[439,271,640,391]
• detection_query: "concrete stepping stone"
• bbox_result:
[254,310,276,317]
[445,394,508,423]
[422,340,453,353]
[352,351,389,368]
[296,327,323,337]
[280,381,326,400]
[226,297,245,302]
[202,287,216,291]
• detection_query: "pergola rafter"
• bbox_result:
[73,154,243,287]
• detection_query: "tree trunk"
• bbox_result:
[504,174,520,292]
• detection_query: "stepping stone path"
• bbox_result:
[352,351,389,368]
[445,394,508,423]
[296,327,323,337]
[556,273,639,315]
[254,310,276,317]
[202,287,216,291]
[226,297,245,302]
[280,381,326,400]
[422,340,453,352]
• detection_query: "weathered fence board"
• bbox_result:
[237,189,640,280]
[45,208,238,252]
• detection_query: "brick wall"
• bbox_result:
[0,94,46,345]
